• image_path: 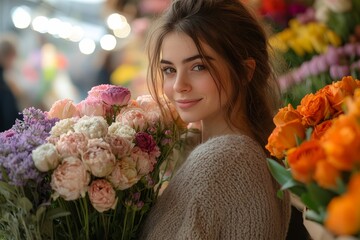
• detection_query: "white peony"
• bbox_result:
[32,143,60,172]
[108,122,136,141]
[74,115,108,139]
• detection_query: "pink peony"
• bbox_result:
[131,147,157,176]
[135,95,162,125]
[100,86,131,106]
[135,95,159,112]
[82,138,116,177]
[116,107,147,131]
[107,157,140,190]
[87,84,113,99]
[104,134,133,158]
[47,99,79,120]
[88,179,118,213]
[56,132,88,157]
[51,156,90,201]
[76,98,106,117]
[135,132,157,153]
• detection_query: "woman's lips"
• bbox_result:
[175,99,202,109]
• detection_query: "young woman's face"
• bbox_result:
[161,32,229,125]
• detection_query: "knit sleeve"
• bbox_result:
[176,135,289,239]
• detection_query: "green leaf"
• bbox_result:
[301,192,319,211]
[36,205,47,223]
[307,182,337,208]
[335,176,347,195]
[305,128,313,141]
[0,181,16,198]
[267,158,307,198]
[16,197,33,212]
[45,207,71,220]
[267,158,292,186]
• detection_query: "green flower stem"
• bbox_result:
[19,214,31,240]
[80,196,89,240]
[59,199,75,240]
[121,206,130,240]
[130,208,136,235]
[100,213,110,239]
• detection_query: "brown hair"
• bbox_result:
[146,0,281,148]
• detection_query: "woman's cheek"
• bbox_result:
[163,80,175,101]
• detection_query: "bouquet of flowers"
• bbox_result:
[266,76,360,239]
[0,84,187,240]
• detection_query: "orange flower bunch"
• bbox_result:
[266,76,360,237]
[324,88,360,236]
[267,76,360,159]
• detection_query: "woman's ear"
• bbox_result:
[245,58,256,82]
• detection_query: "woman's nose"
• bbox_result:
[173,72,191,93]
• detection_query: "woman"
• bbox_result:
[0,35,21,132]
[140,0,291,239]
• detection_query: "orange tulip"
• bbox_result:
[266,120,306,159]
[347,173,360,198]
[273,104,302,127]
[325,194,360,236]
[320,76,360,112]
[311,119,333,140]
[346,88,360,117]
[322,115,360,171]
[314,160,340,189]
[287,140,326,184]
[297,93,333,126]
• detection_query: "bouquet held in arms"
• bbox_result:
[0,84,187,240]
[266,76,360,239]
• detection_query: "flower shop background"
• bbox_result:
[1,0,360,239]
[2,0,359,113]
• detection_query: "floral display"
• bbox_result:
[279,43,360,106]
[270,0,360,110]
[266,76,360,238]
[269,18,342,68]
[315,0,360,43]
[0,84,187,240]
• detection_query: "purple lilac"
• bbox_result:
[0,107,58,186]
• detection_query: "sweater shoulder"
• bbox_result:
[190,134,265,166]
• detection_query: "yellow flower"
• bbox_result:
[289,38,305,56]
[326,30,342,47]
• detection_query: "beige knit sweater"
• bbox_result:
[140,134,290,239]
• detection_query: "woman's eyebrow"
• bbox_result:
[160,54,214,65]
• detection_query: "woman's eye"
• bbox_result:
[162,67,176,75]
[193,65,206,71]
